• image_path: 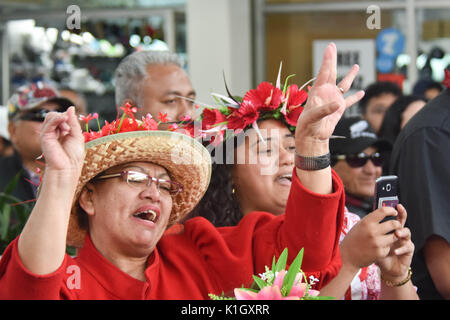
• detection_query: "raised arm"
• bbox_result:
[18,107,85,275]
[294,42,364,194]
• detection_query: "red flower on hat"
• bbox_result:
[226,100,259,130]
[83,130,104,143]
[120,103,137,119]
[141,114,158,130]
[158,112,169,123]
[79,113,99,123]
[243,82,282,111]
[442,69,450,89]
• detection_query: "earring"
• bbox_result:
[232,187,235,194]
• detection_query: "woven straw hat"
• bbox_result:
[67,130,211,248]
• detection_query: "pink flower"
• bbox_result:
[79,113,99,123]
[141,114,158,130]
[180,114,192,122]
[120,103,137,117]
[234,286,299,300]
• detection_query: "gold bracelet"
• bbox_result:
[381,267,412,287]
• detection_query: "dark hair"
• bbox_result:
[378,95,426,175]
[359,82,402,114]
[424,81,444,94]
[185,136,243,227]
[378,95,426,145]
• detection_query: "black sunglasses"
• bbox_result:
[16,109,62,122]
[332,152,384,168]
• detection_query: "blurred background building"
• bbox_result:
[0,0,449,120]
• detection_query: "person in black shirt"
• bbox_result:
[390,81,450,300]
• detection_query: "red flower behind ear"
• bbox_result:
[443,69,450,89]
[243,82,282,111]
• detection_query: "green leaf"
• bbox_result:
[0,204,11,240]
[305,295,335,300]
[275,248,288,272]
[0,172,22,209]
[271,255,276,272]
[252,275,268,290]
[282,74,296,95]
[282,248,304,296]
[208,293,236,300]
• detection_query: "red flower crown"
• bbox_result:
[80,103,192,143]
[195,65,312,146]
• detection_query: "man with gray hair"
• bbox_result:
[114,50,196,122]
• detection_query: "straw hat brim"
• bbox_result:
[67,130,211,248]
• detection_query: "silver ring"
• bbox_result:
[338,87,345,94]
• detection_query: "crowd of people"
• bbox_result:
[0,43,448,300]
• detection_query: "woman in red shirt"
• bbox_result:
[1,42,363,300]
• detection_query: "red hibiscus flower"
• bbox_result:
[284,105,304,127]
[286,85,308,109]
[243,82,282,111]
[226,100,259,130]
[202,108,227,129]
[443,69,450,89]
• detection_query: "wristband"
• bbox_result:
[381,267,412,287]
[294,152,330,171]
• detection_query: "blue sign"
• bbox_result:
[376,28,405,58]
[376,55,395,73]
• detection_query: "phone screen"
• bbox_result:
[374,176,399,226]
[378,196,399,209]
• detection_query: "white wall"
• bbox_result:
[186,0,252,106]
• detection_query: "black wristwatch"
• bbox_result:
[295,152,331,171]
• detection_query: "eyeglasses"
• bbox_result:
[16,109,59,122]
[332,152,384,168]
[95,170,183,195]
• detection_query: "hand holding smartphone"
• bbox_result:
[373,175,399,224]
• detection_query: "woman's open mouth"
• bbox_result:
[275,173,292,186]
[132,206,160,226]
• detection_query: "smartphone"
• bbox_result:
[373,175,399,223]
